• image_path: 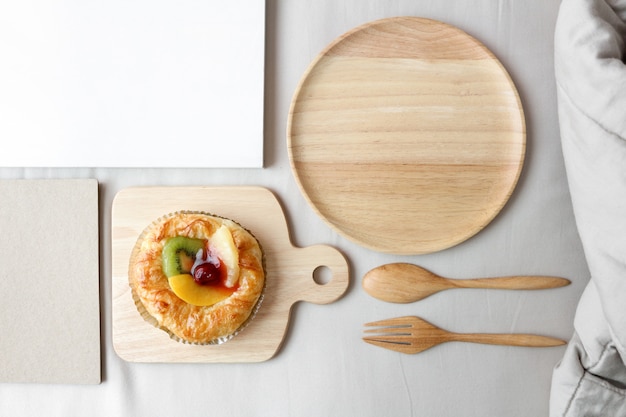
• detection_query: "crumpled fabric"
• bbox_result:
[550,0,626,415]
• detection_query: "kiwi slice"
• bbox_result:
[162,236,206,277]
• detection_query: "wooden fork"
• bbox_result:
[363,316,566,354]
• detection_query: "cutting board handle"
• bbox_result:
[286,244,350,305]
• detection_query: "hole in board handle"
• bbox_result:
[313,265,332,285]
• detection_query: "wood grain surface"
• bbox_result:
[111,186,349,363]
[287,17,526,254]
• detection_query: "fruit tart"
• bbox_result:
[128,211,265,344]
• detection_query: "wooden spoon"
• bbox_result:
[362,263,570,303]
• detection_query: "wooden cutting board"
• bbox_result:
[111,186,349,363]
[287,17,526,255]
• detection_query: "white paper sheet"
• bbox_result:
[0,1,265,167]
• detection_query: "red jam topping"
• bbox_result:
[190,249,230,287]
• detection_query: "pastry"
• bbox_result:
[128,211,265,344]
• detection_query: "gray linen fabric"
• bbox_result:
[551,0,626,415]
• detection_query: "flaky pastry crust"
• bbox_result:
[128,211,265,344]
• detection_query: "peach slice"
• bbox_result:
[168,274,235,306]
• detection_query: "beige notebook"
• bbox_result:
[0,179,100,384]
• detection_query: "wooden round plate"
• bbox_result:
[287,17,525,254]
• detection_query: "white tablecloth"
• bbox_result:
[0,1,590,416]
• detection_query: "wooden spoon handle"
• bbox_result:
[453,276,570,290]
[450,332,566,347]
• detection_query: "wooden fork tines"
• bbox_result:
[363,316,566,354]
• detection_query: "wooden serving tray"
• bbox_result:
[287,17,526,255]
[111,186,349,363]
